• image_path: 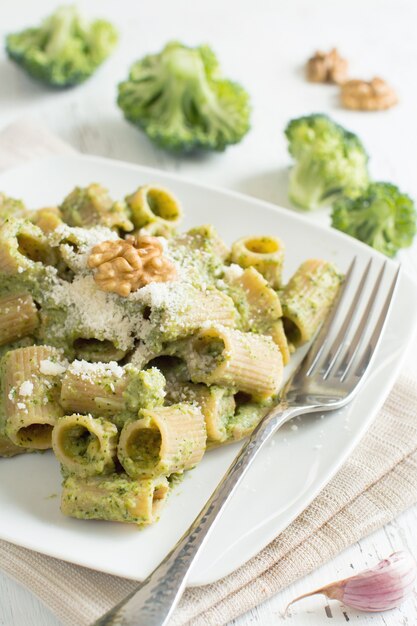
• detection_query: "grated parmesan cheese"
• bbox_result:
[50,275,140,351]
[39,359,67,377]
[48,224,119,272]
[19,381,34,397]
[68,360,125,382]
[222,264,244,281]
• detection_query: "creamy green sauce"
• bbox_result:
[126,428,161,468]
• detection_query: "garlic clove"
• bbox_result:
[286,551,417,615]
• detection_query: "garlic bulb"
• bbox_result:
[286,551,417,614]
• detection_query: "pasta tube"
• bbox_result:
[3,345,66,449]
[61,473,169,526]
[230,235,285,289]
[126,185,182,231]
[0,373,28,457]
[60,362,165,425]
[280,259,343,346]
[136,221,177,238]
[72,338,127,363]
[60,184,133,231]
[228,400,270,441]
[0,434,27,457]
[30,207,63,234]
[267,319,291,366]
[0,193,26,223]
[144,286,237,343]
[52,414,118,476]
[186,325,283,400]
[0,292,39,346]
[172,289,237,336]
[118,403,206,479]
[0,218,57,275]
[182,224,230,261]
[166,381,235,443]
[227,266,282,332]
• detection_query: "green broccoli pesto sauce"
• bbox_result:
[62,475,158,524]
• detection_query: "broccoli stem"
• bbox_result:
[160,47,236,136]
[289,159,342,210]
[44,6,77,57]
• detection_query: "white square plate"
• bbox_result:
[0,155,416,585]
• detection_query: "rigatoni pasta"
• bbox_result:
[0,434,27,458]
[52,414,118,476]
[126,185,182,233]
[30,207,63,234]
[267,319,292,366]
[0,184,342,528]
[165,380,235,444]
[280,259,342,346]
[0,292,39,346]
[228,400,271,441]
[230,235,285,289]
[60,184,133,232]
[118,403,207,478]
[60,362,166,427]
[186,325,283,400]
[3,345,66,449]
[0,218,57,275]
[176,224,230,261]
[61,473,169,525]
[226,266,282,333]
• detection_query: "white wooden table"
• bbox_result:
[1,0,417,624]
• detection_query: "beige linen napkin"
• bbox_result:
[0,119,417,626]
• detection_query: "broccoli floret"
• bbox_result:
[285,114,369,210]
[117,41,251,152]
[331,182,416,257]
[5,5,118,87]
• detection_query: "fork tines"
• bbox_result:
[305,257,400,384]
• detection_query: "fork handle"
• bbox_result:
[94,404,301,626]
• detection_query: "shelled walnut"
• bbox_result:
[306,48,348,84]
[340,77,398,111]
[88,236,176,297]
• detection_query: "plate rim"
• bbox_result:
[0,153,416,585]
[0,152,408,272]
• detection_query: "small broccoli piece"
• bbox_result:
[5,5,118,87]
[117,41,251,152]
[331,182,416,257]
[285,114,369,210]
[0,193,26,224]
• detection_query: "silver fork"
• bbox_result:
[94,257,400,626]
